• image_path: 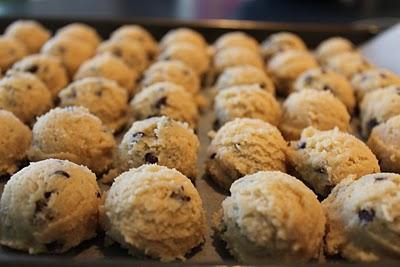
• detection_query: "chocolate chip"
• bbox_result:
[26,65,39,73]
[131,131,145,142]
[96,192,101,198]
[58,46,66,54]
[144,152,158,164]
[298,141,306,149]
[45,240,64,254]
[367,118,379,134]
[304,75,313,85]
[323,85,331,91]
[35,193,51,213]
[113,48,122,57]
[69,87,77,98]
[259,83,265,89]
[358,208,375,223]
[164,56,171,61]
[155,96,167,109]
[375,177,386,181]
[53,170,70,178]
[213,119,220,130]
[170,191,191,202]
[147,53,155,61]
[183,70,190,76]
[380,73,387,79]
[95,89,103,97]
[315,166,326,174]
[44,191,52,199]
[210,153,216,159]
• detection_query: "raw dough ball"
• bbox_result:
[58,77,129,132]
[5,20,50,54]
[41,36,95,77]
[323,173,400,262]
[360,85,400,138]
[214,84,281,127]
[293,67,355,113]
[368,115,400,173]
[213,47,264,75]
[56,23,101,48]
[103,164,206,261]
[324,51,372,79]
[74,53,137,95]
[0,110,31,176]
[215,65,275,95]
[110,25,158,61]
[117,116,199,179]
[216,171,325,263]
[0,72,52,124]
[267,50,318,96]
[0,159,101,254]
[351,68,400,101]
[288,127,380,196]
[139,60,199,95]
[29,107,116,175]
[205,118,287,189]
[214,31,259,54]
[279,89,350,140]
[157,43,209,75]
[160,27,207,51]
[11,54,69,97]
[261,32,307,62]
[0,36,27,71]
[97,39,149,73]
[130,82,198,128]
[315,37,354,64]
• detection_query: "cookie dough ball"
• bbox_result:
[267,50,318,96]
[5,20,50,54]
[368,115,400,173]
[160,27,207,51]
[97,39,149,73]
[0,72,52,124]
[130,82,198,128]
[110,25,158,61]
[0,36,27,71]
[324,51,372,79]
[56,23,101,48]
[315,37,354,64]
[323,173,400,262]
[0,159,101,254]
[279,89,350,140]
[360,86,400,138]
[216,65,275,95]
[216,171,325,263]
[140,60,199,95]
[214,85,281,127]
[214,31,259,54]
[74,54,137,94]
[351,68,400,101]
[103,164,206,261]
[157,43,209,75]
[29,107,116,175]
[58,77,129,132]
[205,118,287,189]
[288,127,380,196]
[213,47,264,75]
[11,54,69,97]
[118,116,199,179]
[41,36,95,77]
[0,110,31,176]
[293,68,355,113]
[261,32,307,62]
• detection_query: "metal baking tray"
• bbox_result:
[0,15,394,267]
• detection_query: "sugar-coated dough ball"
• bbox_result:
[160,27,207,51]
[214,31,259,54]
[216,171,325,263]
[29,107,116,174]
[5,20,51,54]
[323,173,400,262]
[0,159,101,254]
[0,110,31,176]
[56,23,101,48]
[324,51,372,79]
[205,118,287,189]
[279,89,350,140]
[213,47,264,75]
[102,164,206,261]
[261,32,306,62]
[0,36,28,71]
[315,37,354,64]
[288,127,380,196]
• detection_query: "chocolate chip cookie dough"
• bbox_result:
[213,47,264,75]
[159,27,207,51]
[315,37,354,64]
[324,51,372,79]
[55,23,101,49]
[214,31,260,54]
[0,36,27,71]
[261,32,307,62]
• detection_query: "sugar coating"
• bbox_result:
[55,23,101,48]
[205,118,287,190]
[288,127,380,196]
[214,31,260,54]
[324,51,372,79]
[0,36,27,71]
[323,173,400,262]
[29,107,116,174]
[279,89,350,140]
[261,32,306,62]
[216,171,325,263]
[213,47,264,75]
[315,37,354,64]
[160,27,207,51]
[0,159,101,254]
[102,164,206,262]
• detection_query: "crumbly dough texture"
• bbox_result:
[0,159,101,254]
[216,171,325,263]
[205,118,287,190]
[58,77,129,132]
[261,32,307,62]
[279,89,350,140]
[29,107,116,174]
[55,23,101,48]
[315,37,354,64]
[214,84,281,127]
[288,127,380,196]
[214,31,260,54]
[213,47,264,75]
[0,110,32,176]
[324,51,372,79]
[102,164,207,262]
[322,173,400,262]
[159,27,207,51]
[0,36,27,71]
